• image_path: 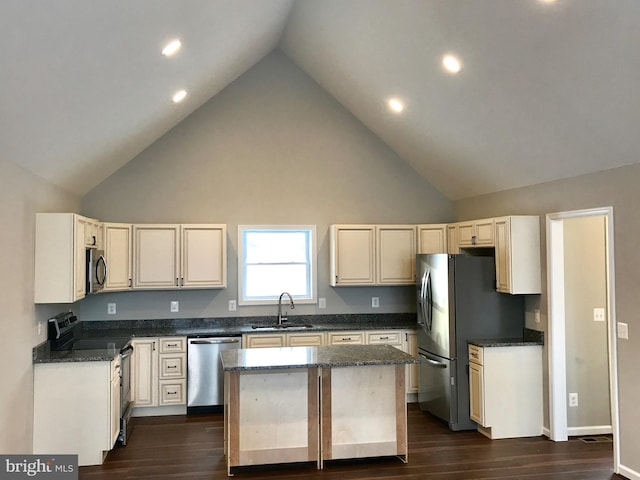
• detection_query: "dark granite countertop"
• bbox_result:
[221,344,418,371]
[468,328,544,348]
[33,313,416,363]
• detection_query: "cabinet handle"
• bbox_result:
[380,336,389,340]
[181,277,184,286]
[167,391,177,395]
[167,343,178,347]
[343,337,351,341]
[167,365,177,369]
[153,342,156,351]
[128,278,132,287]
[176,278,179,286]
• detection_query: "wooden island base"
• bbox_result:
[222,345,415,475]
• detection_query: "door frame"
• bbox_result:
[546,207,619,473]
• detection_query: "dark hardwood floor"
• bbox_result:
[81,404,621,479]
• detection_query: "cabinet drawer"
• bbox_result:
[159,337,186,353]
[159,379,186,405]
[468,344,483,365]
[327,331,365,345]
[159,354,186,379]
[287,332,325,347]
[365,330,403,346]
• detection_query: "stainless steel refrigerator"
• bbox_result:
[416,253,524,431]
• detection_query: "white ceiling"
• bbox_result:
[2,0,639,200]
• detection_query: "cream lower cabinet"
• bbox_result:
[133,224,226,290]
[132,337,186,413]
[34,212,93,303]
[103,222,132,291]
[494,216,541,294]
[327,331,365,345]
[468,344,543,439]
[33,357,121,466]
[242,332,325,348]
[403,330,419,395]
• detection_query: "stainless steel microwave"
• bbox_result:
[86,248,107,294]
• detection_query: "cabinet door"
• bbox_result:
[181,225,226,288]
[330,225,375,285]
[103,223,132,291]
[377,226,416,284]
[110,366,120,446]
[447,224,459,254]
[494,218,511,292]
[133,225,180,289]
[365,330,403,348]
[327,331,365,345]
[242,334,286,348]
[417,224,447,254]
[474,218,495,246]
[74,215,88,301]
[469,362,484,425]
[404,331,419,395]
[85,219,101,249]
[131,339,158,407]
[287,332,325,347]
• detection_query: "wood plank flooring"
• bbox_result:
[80,404,622,479]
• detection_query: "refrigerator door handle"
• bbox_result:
[418,268,429,327]
[419,353,447,368]
[425,270,433,332]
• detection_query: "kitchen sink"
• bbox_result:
[250,324,314,331]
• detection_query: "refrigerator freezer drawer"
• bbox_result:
[418,351,457,427]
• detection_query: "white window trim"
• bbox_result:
[237,225,317,306]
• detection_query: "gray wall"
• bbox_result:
[454,163,640,473]
[79,51,452,321]
[0,159,80,454]
[564,215,610,429]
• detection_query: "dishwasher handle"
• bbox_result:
[189,338,241,345]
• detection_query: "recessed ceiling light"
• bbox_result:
[162,39,182,57]
[388,98,404,113]
[172,89,187,103]
[442,54,463,74]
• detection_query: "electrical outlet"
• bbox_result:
[593,307,605,322]
[569,392,579,407]
[228,300,237,312]
[319,298,326,309]
[107,303,116,315]
[170,301,179,313]
[534,309,541,323]
[372,297,379,308]
[617,322,629,339]
[37,320,42,336]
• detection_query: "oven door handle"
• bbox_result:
[120,345,134,359]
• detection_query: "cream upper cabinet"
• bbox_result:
[447,224,459,254]
[330,224,416,286]
[458,218,495,247]
[377,225,416,284]
[133,224,226,290]
[330,225,376,286]
[417,224,448,254]
[35,213,87,304]
[181,224,226,288]
[103,223,132,291]
[494,216,541,294]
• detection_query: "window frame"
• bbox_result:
[237,225,317,306]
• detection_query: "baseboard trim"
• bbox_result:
[567,425,612,437]
[133,405,186,417]
[619,464,640,480]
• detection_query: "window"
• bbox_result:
[238,226,317,305]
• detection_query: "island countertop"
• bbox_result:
[220,344,418,371]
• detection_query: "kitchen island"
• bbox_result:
[220,344,418,475]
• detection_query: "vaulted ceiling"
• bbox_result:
[2,0,639,200]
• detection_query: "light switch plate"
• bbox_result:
[318,298,326,309]
[107,303,116,315]
[372,297,379,308]
[170,301,179,313]
[593,307,605,322]
[228,300,237,312]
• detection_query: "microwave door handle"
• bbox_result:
[96,255,107,286]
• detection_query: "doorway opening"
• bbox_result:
[546,207,619,474]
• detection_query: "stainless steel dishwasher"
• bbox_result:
[187,336,241,413]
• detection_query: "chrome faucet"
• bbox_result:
[277,292,295,325]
